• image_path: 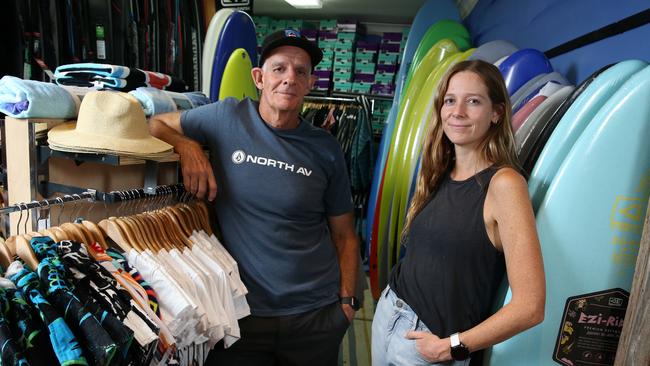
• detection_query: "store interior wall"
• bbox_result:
[463,0,650,84]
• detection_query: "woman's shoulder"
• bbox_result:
[489,166,528,195]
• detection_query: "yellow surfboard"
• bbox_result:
[219,48,259,101]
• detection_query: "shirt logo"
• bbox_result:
[232,150,246,164]
[231,149,313,176]
[285,29,300,38]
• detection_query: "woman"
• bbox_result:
[371,60,545,365]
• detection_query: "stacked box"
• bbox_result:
[373,32,401,96]
[253,16,272,51]
[319,19,337,31]
[352,73,374,94]
[399,27,410,64]
[302,29,318,42]
[371,100,393,135]
[318,31,337,50]
[286,19,304,31]
[269,19,287,32]
[337,19,359,33]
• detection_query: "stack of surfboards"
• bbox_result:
[202,9,258,102]
[366,12,479,299]
[486,59,650,365]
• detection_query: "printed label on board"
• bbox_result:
[553,289,629,366]
[219,0,253,13]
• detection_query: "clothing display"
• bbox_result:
[0,200,249,366]
[302,97,375,247]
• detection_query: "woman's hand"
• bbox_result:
[405,331,453,363]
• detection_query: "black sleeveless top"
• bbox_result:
[390,166,506,340]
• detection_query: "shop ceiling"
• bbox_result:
[253,0,426,25]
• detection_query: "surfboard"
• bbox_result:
[367,0,460,298]
[498,48,553,96]
[468,39,518,64]
[210,11,257,102]
[219,48,258,101]
[514,76,569,116]
[511,72,568,113]
[402,21,471,93]
[487,63,650,366]
[512,81,565,132]
[370,40,459,299]
[374,43,462,295]
[527,60,646,210]
[201,8,234,96]
[515,85,574,162]
[521,64,613,175]
[392,48,476,266]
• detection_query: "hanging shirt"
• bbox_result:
[30,237,118,366]
[126,249,198,346]
[54,240,160,364]
[0,287,30,366]
[8,263,88,366]
[0,277,58,366]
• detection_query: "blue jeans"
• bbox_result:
[371,286,471,366]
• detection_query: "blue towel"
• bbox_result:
[0,76,79,118]
[129,87,211,116]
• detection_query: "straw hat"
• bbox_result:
[48,91,173,157]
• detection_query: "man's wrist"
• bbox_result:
[339,296,360,311]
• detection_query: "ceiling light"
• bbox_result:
[283,0,322,9]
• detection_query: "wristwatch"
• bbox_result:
[339,296,360,311]
[450,332,470,360]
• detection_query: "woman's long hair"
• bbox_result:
[401,60,519,239]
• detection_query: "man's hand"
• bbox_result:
[341,303,356,323]
[176,139,218,201]
[405,331,452,363]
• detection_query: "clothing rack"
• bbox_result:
[0,191,96,215]
[1,183,186,235]
[305,95,358,103]
[98,183,186,203]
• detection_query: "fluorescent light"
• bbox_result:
[283,0,322,9]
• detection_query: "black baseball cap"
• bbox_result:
[259,29,323,69]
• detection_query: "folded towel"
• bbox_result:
[54,63,188,92]
[129,87,211,116]
[0,76,80,118]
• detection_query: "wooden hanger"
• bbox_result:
[0,238,12,271]
[178,203,202,233]
[60,223,87,243]
[195,200,213,236]
[82,220,109,249]
[16,235,39,271]
[98,218,135,252]
[158,209,191,248]
[145,211,175,251]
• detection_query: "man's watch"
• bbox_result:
[339,296,360,311]
[450,332,470,360]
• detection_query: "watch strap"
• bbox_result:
[339,296,360,310]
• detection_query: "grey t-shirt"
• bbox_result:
[181,97,353,316]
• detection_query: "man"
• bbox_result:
[149,29,360,365]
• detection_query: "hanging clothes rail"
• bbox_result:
[0,183,186,215]
[304,95,358,103]
[98,183,186,203]
[0,191,96,215]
